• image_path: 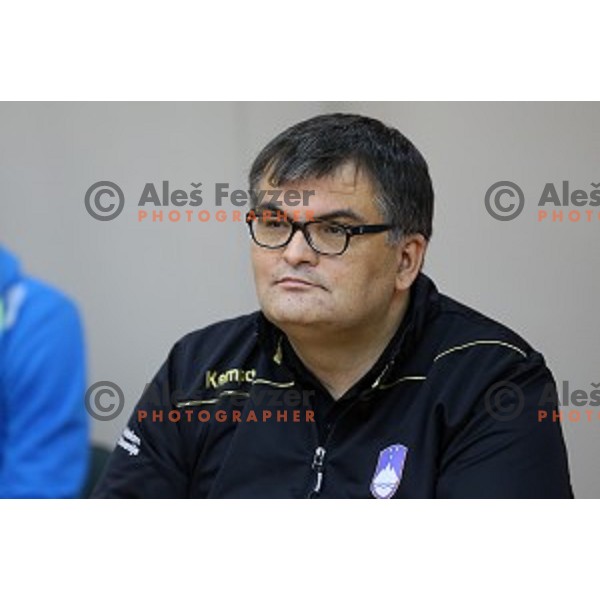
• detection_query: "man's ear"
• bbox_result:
[395,234,428,291]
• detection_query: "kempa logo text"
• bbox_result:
[485,180,600,222]
[84,180,314,222]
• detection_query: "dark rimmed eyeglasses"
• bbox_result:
[246,211,394,256]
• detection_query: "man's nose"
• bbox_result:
[282,228,319,266]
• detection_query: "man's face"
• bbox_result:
[250,164,407,335]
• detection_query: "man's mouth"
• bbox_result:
[275,277,324,290]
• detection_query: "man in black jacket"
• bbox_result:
[93,113,573,498]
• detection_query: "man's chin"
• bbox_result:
[262,306,328,330]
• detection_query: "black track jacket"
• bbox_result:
[93,272,573,498]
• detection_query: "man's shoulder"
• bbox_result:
[173,311,262,356]
[26,277,79,312]
[430,288,538,361]
[157,311,264,388]
[413,284,555,422]
[2,276,82,337]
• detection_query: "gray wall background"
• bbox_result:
[1,102,598,497]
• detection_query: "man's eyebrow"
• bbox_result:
[313,209,366,223]
[256,201,366,223]
[255,201,288,214]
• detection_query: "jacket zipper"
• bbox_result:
[309,446,326,497]
[307,394,368,498]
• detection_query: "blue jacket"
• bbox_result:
[0,246,88,497]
